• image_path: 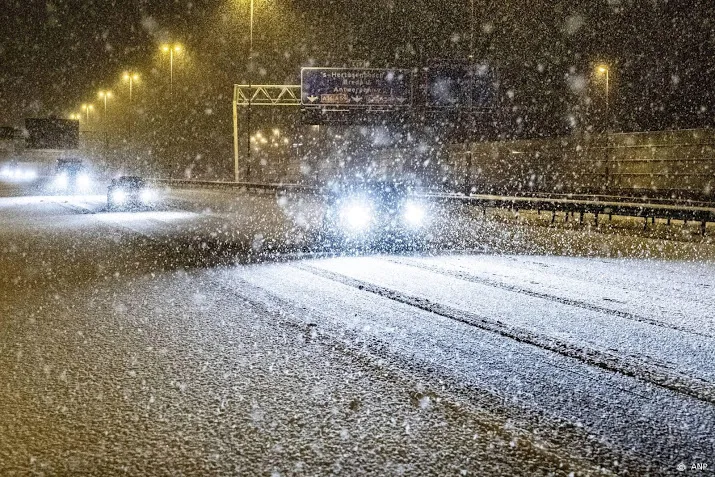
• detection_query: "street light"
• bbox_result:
[244,0,256,181]
[249,0,255,65]
[122,71,140,101]
[97,90,112,115]
[597,64,610,129]
[232,0,261,181]
[98,91,113,150]
[122,71,140,164]
[160,44,182,94]
[468,0,475,60]
[81,103,94,122]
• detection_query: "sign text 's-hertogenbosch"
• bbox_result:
[301,68,412,107]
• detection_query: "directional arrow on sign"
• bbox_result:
[350,96,363,102]
[307,95,319,103]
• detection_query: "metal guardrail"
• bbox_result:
[479,190,715,208]
[151,178,318,194]
[430,193,715,234]
[151,179,715,234]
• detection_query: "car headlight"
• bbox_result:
[77,173,91,188]
[140,189,155,203]
[403,201,426,226]
[339,200,373,231]
[54,173,68,189]
[111,189,127,204]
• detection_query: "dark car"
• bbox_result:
[320,180,430,249]
[107,176,157,209]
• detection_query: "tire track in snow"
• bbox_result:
[385,256,715,340]
[294,262,715,406]
[200,270,655,474]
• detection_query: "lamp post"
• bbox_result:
[98,91,113,150]
[232,0,261,182]
[98,90,112,115]
[249,0,254,63]
[161,44,182,95]
[161,44,182,179]
[81,103,94,122]
[245,0,255,182]
[122,71,139,102]
[469,0,474,61]
[597,65,610,130]
[122,71,140,166]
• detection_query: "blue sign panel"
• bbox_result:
[301,68,411,107]
[426,61,497,109]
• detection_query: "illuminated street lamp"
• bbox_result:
[596,64,610,128]
[122,71,140,161]
[122,71,140,102]
[233,0,263,181]
[97,90,113,116]
[68,113,80,121]
[98,90,113,149]
[160,43,182,94]
[244,0,257,181]
[81,103,94,122]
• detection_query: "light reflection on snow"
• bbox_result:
[100,210,195,222]
[0,194,106,207]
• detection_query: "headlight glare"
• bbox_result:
[54,173,68,189]
[339,201,373,231]
[140,189,155,203]
[77,173,91,188]
[111,189,126,204]
[403,201,426,226]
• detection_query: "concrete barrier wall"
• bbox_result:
[448,129,715,198]
[49,124,711,197]
[241,127,715,199]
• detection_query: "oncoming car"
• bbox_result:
[320,180,430,249]
[1,161,37,181]
[107,176,157,209]
[51,158,92,193]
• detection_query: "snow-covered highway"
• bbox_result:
[1,185,714,476]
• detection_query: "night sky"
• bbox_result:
[2,1,715,134]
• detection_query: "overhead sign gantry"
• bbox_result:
[232,63,498,180]
[232,84,301,181]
